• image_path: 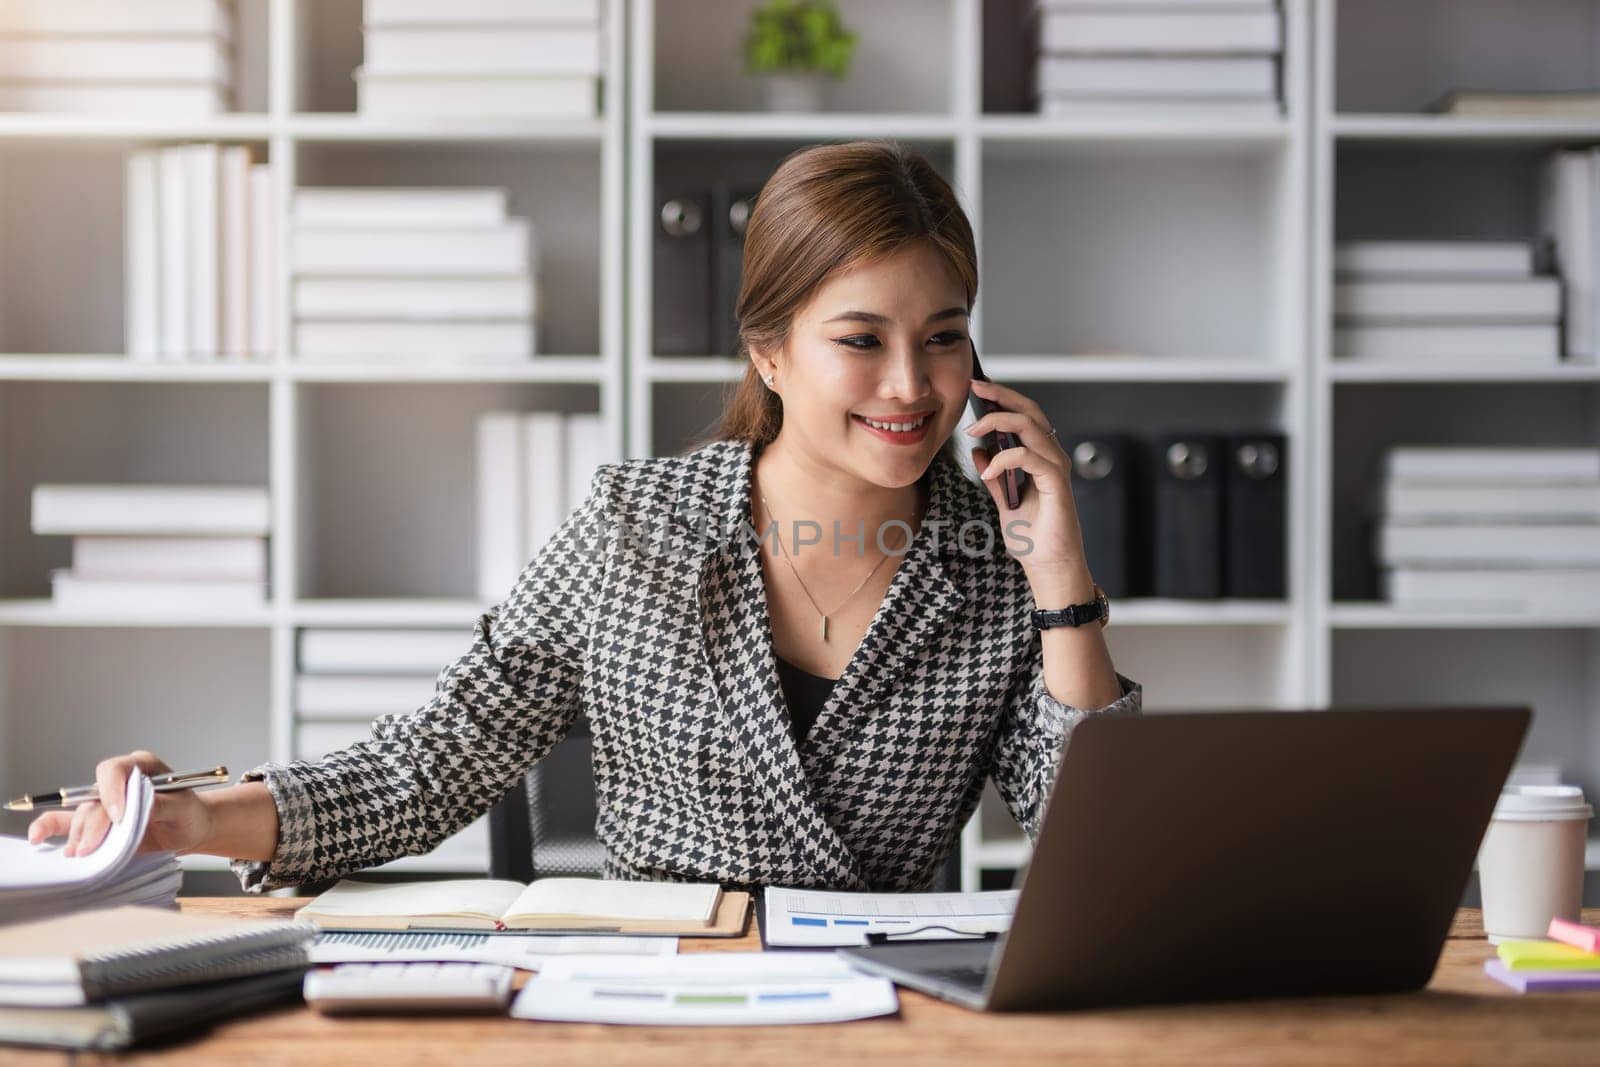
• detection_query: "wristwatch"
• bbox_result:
[1031,584,1110,630]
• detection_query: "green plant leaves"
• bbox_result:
[743,0,858,78]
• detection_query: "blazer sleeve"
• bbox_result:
[231,466,617,892]
[987,637,1142,841]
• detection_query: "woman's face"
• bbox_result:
[762,241,972,491]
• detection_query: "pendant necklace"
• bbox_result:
[759,491,895,643]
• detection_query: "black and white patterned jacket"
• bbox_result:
[235,439,1141,893]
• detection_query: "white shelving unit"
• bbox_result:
[0,0,626,877]
[2,0,1596,891]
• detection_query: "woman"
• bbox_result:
[33,140,1140,893]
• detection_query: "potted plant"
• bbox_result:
[743,0,858,113]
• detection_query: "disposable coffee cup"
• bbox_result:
[1478,785,1592,943]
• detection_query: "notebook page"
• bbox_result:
[0,769,154,892]
[507,879,718,924]
[298,878,527,923]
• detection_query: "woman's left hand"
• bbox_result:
[964,378,1091,582]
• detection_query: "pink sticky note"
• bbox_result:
[1547,917,1600,954]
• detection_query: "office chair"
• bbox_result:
[487,715,963,891]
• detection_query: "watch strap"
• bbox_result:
[1031,586,1109,630]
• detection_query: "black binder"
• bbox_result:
[651,186,712,355]
[1223,433,1287,599]
[1151,434,1223,599]
[710,184,758,358]
[1064,435,1131,598]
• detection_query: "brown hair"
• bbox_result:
[714,140,978,447]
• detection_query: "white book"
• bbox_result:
[1333,324,1559,361]
[1038,10,1282,54]
[355,71,599,119]
[1334,241,1535,278]
[124,149,161,361]
[294,187,508,229]
[1377,524,1600,567]
[294,321,534,359]
[562,412,610,517]
[364,27,603,77]
[292,221,531,275]
[186,144,221,360]
[219,146,251,360]
[0,37,231,82]
[51,571,267,611]
[1535,150,1595,361]
[0,0,233,36]
[364,0,602,26]
[1385,448,1600,484]
[1333,279,1561,324]
[157,147,189,360]
[72,536,267,581]
[295,674,440,718]
[298,629,468,673]
[522,412,565,558]
[1384,568,1600,616]
[477,412,526,602]
[293,276,536,320]
[1034,56,1275,98]
[1383,483,1600,522]
[1038,96,1279,119]
[249,162,275,359]
[32,484,271,536]
[0,82,228,115]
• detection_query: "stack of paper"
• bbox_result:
[1485,918,1600,992]
[1030,1,1282,119]
[1374,448,1600,618]
[0,0,234,115]
[32,484,271,611]
[1536,148,1600,363]
[291,187,538,363]
[475,410,614,602]
[1333,241,1560,363]
[126,147,275,361]
[0,769,181,928]
[761,886,1018,947]
[294,628,486,870]
[511,954,898,1026]
[356,0,604,119]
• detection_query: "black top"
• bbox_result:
[774,654,838,744]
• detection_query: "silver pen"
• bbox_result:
[3,765,229,812]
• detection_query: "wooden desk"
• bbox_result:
[11,900,1600,1066]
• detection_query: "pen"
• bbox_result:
[3,765,230,812]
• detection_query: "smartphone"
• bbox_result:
[968,343,1029,510]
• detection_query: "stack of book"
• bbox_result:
[125,146,275,362]
[1030,0,1281,119]
[476,411,612,603]
[1487,918,1600,993]
[290,187,538,363]
[0,0,234,115]
[1333,241,1560,364]
[1537,148,1600,364]
[1375,447,1600,617]
[295,628,486,869]
[356,0,604,119]
[31,484,270,612]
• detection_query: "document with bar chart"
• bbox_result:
[761,887,1019,948]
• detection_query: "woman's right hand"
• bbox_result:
[26,751,214,858]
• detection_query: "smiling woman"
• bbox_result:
[37,140,1139,898]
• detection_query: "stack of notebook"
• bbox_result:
[1486,917,1600,992]
[0,907,315,1051]
[0,768,180,927]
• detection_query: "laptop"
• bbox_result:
[839,707,1529,1011]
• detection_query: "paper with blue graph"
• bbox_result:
[762,887,1019,948]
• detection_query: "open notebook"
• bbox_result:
[297,877,751,936]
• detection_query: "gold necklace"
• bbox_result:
[759,491,897,643]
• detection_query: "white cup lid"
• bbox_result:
[1493,785,1594,821]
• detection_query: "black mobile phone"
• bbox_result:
[968,343,1029,510]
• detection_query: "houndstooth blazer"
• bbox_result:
[234,439,1141,894]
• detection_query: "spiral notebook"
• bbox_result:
[0,906,317,1007]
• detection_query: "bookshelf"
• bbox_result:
[0,0,1596,891]
[0,0,625,877]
